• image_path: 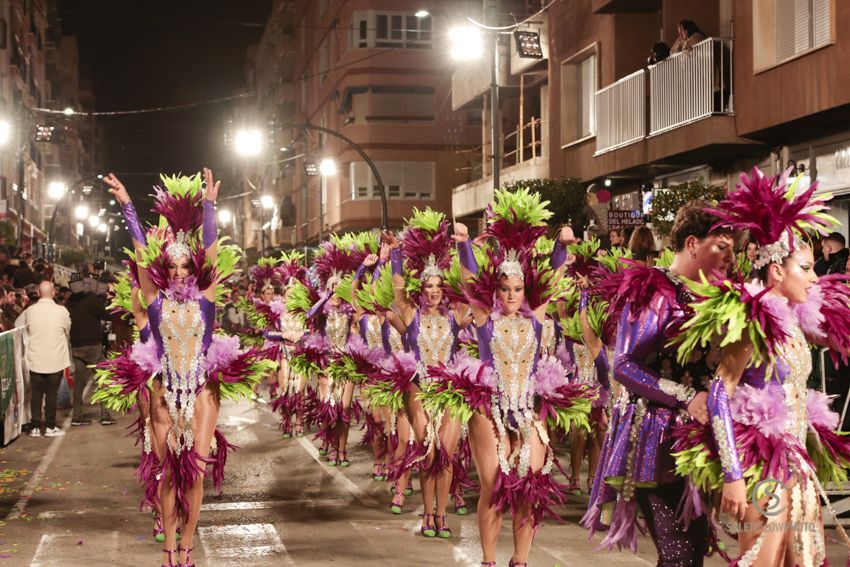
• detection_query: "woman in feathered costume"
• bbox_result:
[104,170,275,567]
[671,168,850,567]
[384,207,472,538]
[581,199,736,564]
[453,188,587,567]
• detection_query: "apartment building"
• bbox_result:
[234,0,481,251]
[452,0,850,235]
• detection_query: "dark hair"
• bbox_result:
[628,226,657,262]
[609,228,624,238]
[679,20,702,37]
[670,200,731,252]
[824,231,846,248]
[650,42,670,63]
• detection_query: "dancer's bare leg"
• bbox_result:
[404,385,434,525]
[469,412,503,563]
[570,424,587,486]
[294,372,307,432]
[587,413,608,491]
[435,414,461,526]
[371,407,385,468]
[510,426,547,563]
[150,379,176,565]
[395,412,412,498]
[180,385,221,564]
[736,479,793,567]
[337,382,355,456]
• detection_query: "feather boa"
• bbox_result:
[797,274,850,364]
[490,468,567,528]
[419,353,495,422]
[596,262,679,326]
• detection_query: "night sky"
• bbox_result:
[59,0,272,234]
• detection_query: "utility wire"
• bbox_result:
[466,0,557,31]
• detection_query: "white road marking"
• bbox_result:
[538,543,655,566]
[7,415,72,521]
[31,531,119,566]
[198,523,293,565]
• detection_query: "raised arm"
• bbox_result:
[105,173,158,305]
[351,253,378,320]
[452,222,488,326]
[532,226,575,323]
[578,290,609,390]
[385,235,415,328]
[201,167,220,302]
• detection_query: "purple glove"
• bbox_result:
[353,264,367,283]
[579,290,590,312]
[707,377,744,482]
[307,291,331,319]
[390,248,404,276]
[551,240,567,270]
[203,200,217,248]
[121,202,146,245]
[456,240,478,275]
[371,259,385,284]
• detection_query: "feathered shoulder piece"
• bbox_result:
[152,173,205,236]
[313,232,378,290]
[793,273,850,364]
[671,273,794,368]
[400,207,453,282]
[707,167,837,269]
[108,269,135,317]
[595,261,680,323]
[250,257,281,290]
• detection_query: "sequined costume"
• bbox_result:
[583,266,711,560]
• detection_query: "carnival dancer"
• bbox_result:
[452,188,595,567]
[671,169,850,567]
[582,199,736,564]
[382,208,471,537]
[103,170,275,567]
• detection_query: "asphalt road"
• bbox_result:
[0,396,846,566]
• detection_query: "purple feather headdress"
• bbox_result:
[399,219,453,281]
[313,241,363,290]
[152,185,203,235]
[707,167,836,269]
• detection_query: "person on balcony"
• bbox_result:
[646,41,670,65]
[671,20,706,53]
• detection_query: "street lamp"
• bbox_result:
[318,158,338,177]
[218,209,233,224]
[449,25,483,61]
[47,181,67,200]
[0,120,10,146]
[97,223,107,233]
[74,204,89,220]
[415,9,430,18]
[234,129,263,157]
[88,214,101,228]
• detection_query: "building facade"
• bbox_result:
[234,0,481,251]
[451,0,850,237]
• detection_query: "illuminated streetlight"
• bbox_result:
[89,215,101,228]
[74,204,89,220]
[97,223,107,233]
[415,10,430,18]
[47,181,67,200]
[218,209,233,224]
[260,195,275,209]
[319,158,338,177]
[234,129,263,157]
[449,25,483,61]
[63,107,75,116]
[109,199,116,205]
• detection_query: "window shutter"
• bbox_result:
[812,0,831,48]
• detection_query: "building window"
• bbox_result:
[754,0,832,70]
[350,11,432,50]
[560,46,597,146]
[348,86,435,123]
[349,161,434,200]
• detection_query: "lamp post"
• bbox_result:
[259,194,274,257]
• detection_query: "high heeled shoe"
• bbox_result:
[508,561,527,567]
[419,513,436,537]
[338,451,350,468]
[153,513,165,543]
[435,514,452,539]
[373,462,385,481]
[161,548,177,567]
[453,494,468,515]
[327,448,338,466]
[389,492,404,515]
[178,545,194,567]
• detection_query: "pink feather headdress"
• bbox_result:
[707,167,837,269]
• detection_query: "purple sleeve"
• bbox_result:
[203,200,217,248]
[551,240,567,270]
[613,301,695,409]
[353,264,367,283]
[264,330,284,341]
[307,292,331,318]
[456,241,478,275]
[707,378,744,482]
[390,248,404,276]
[594,348,610,391]
[121,202,146,245]
[579,290,589,312]
[371,259,385,284]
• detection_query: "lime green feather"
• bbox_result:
[654,248,675,268]
[490,187,553,227]
[405,207,446,233]
[596,246,632,272]
[546,392,594,433]
[286,280,313,315]
[419,382,474,423]
[361,381,404,412]
[217,358,278,402]
[160,172,204,198]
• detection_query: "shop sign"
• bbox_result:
[608,209,644,229]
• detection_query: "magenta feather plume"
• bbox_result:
[399,219,453,277]
[533,356,568,397]
[313,241,361,287]
[490,468,567,527]
[426,353,495,415]
[250,263,280,286]
[793,281,826,340]
[596,261,679,323]
[739,279,795,352]
[205,429,238,495]
[97,349,151,396]
[152,185,204,234]
[809,274,850,364]
[483,215,548,259]
[707,167,834,247]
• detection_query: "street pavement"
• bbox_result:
[0,397,847,566]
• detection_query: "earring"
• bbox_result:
[690,251,697,259]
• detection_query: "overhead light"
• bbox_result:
[415,10,430,18]
[33,124,56,142]
[97,223,107,233]
[234,129,263,157]
[0,120,11,145]
[97,174,104,179]
[260,195,275,209]
[89,214,101,228]
[47,181,67,200]
[109,199,115,205]
[449,26,483,61]
[63,107,75,116]
[319,158,338,177]
[304,161,319,176]
[74,205,89,220]
[604,178,612,187]
[279,147,289,152]
[218,209,233,224]
[514,30,543,59]
[82,184,93,195]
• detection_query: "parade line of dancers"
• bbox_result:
[93,167,850,567]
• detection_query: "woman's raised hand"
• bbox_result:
[559,226,578,245]
[103,173,130,205]
[452,222,469,243]
[203,167,220,202]
[363,253,379,267]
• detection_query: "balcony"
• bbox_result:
[592,0,661,13]
[595,69,645,155]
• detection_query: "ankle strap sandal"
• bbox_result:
[419,513,436,537]
[480,562,496,566]
[178,545,194,567]
[435,514,452,538]
[508,561,528,567]
[161,548,177,567]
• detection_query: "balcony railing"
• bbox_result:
[594,69,646,155]
[649,38,733,136]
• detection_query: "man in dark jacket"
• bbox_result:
[66,276,114,425]
[13,260,38,288]
[822,232,850,275]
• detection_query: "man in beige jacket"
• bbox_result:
[15,281,71,437]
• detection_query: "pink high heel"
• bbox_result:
[161,548,177,567]
[178,545,194,567]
